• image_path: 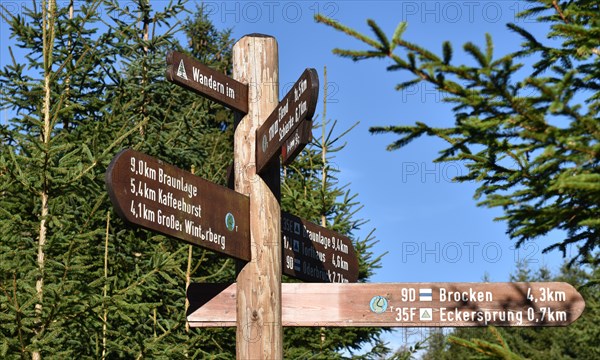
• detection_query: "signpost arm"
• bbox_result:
[233,35,282,359]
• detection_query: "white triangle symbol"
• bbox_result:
[176,60,188,80]
[419,308,433,321]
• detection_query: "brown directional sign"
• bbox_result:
[187,282,585,327]
[281,120,312,166]
[255,68,319,173]
[166,51,249,114]
[281,212,358,283]
[106,149,251,261]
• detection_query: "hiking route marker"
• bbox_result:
[106,149,250,261]
[187,282,585,327]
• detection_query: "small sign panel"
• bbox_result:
[187,282,586,327]
[106,149,251,261]
[255,68,319,173]
[166,51,249,114]
[281,212,359,283]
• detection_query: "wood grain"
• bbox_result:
[233,34,282,359]
[188,282,585,328]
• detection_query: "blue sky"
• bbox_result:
[1,0,574,352]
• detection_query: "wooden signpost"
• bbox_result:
[255,68,319,173]
[106,149,251,261]
[104,38,586,360]
[232,35,282,359]
[187,282,585,327]
[282,212,359,283]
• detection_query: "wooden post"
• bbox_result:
[233,35,282,359]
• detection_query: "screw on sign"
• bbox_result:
[255,68,319,173]
[105,149,251,261]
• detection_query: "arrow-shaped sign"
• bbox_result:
[106,149,251,261]
[281,120,312,166]
[166,51,249,114]
[187,282,585,327]
[255,68,319,173]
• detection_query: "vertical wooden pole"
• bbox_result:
[232,35,282,359]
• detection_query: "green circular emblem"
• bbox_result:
[262,135,268,153]
[225,213,235,231]
[369,296,388,314]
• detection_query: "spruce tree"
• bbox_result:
[0,1,126,357]
[100,1,239,358]
[0,0,232,357]
[315,0,600,267]
[1,2,388,358]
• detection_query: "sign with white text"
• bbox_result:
[166,51,249,114]
[255,68,318,173]
[187,282,585,327]
[106,149,250,261]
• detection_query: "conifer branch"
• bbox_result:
[442,41,452,65]
[394,38,440,63]
[315,14,382,49]
[318,4,600,266]
[196,258,232,282]
[367,19,390,52]
[552,0,569,24]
